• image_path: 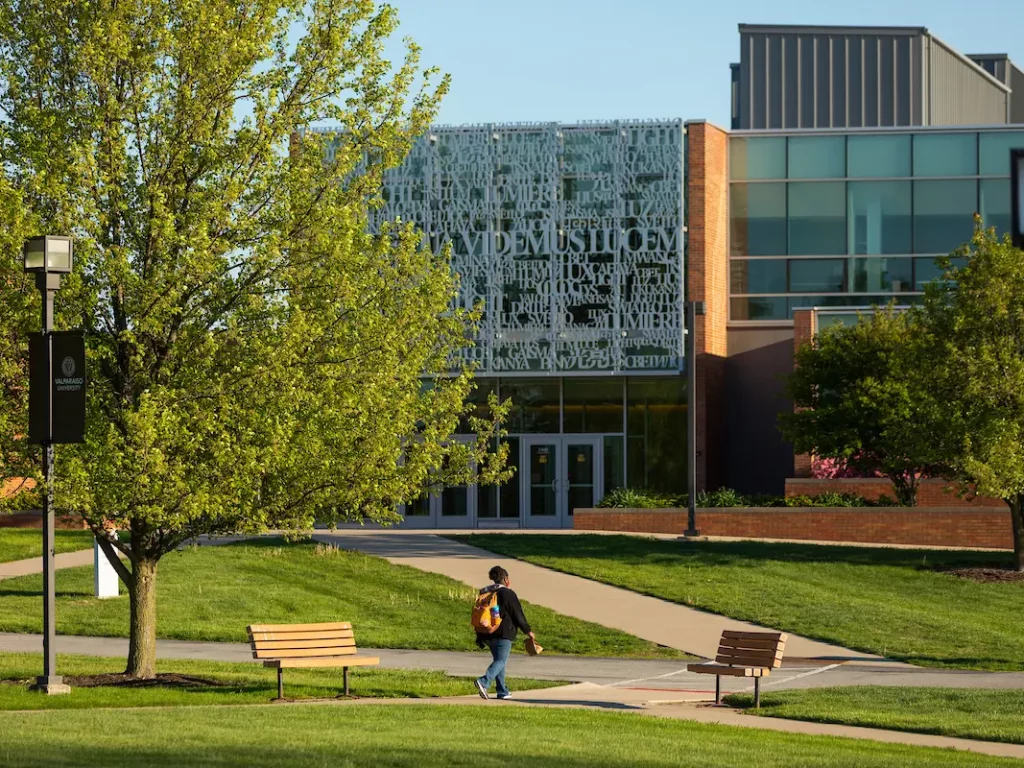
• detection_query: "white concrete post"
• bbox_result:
[94,534,119,599]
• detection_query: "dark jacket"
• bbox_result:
[475,584,531,643]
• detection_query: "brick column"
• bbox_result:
[791,309,817,478]
[685,121,729,491]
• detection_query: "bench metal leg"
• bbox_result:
[343,667,349,697]
[715,675,721,705]
[277,667,284,700]
[754,677,760,709]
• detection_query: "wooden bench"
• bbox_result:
[687,630,788,708]
[247,622,380,700]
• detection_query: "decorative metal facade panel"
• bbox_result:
[370,120,685,374]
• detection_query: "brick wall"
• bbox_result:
[0,510,86,529]
[686,121,729,491]
[785,478,1006,508]
[575,507,1013,549]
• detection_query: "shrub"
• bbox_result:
[696,488,749,507]
[596,487,876,509]
[596,488,683,509]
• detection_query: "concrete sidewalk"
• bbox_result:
[312,530,878,662]
[0,549,95,581]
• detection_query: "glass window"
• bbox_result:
[913,133,978,177]
[457,379,497,434]
[847,134,911,178]
[788,182,846,256]
[788,295,918,316]
[914,257,968,290]
[500,379,560,433]
[847,181,912,255]
[563,378,623,433]
[789,259,845,292]
[499,437,521,517]
[849,257,914,293]
[730,183,786,256]
[979,131,1024,175]
[980,178,1011,238]
[730,137,786,180]
[787,136,845,179]
[913,180,977,254]
[603,435,624,496]
[730,296,788,321]
[626,378,686,494]
[730,259,786,293]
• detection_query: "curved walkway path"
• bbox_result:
[312,530,878,662]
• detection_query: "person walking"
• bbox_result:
[473,565,535,700]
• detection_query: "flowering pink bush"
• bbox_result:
[810,456,882,479]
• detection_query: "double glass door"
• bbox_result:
[522,436,603,528]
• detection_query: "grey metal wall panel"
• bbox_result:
[848,36,863,126]
[815,36,830,126]
[768,35,783,128]
[864,36,879,126]
[927,36,1009,125]
[731,63,741,129]
[879,37,895,126]
[799,36,814,127]
[1011,64,1024,124]
[783,35,799,127]
[896,36,912,125]
[832,36,847,127]
[752,34,767,129]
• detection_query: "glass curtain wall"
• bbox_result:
[729,129,1024,321]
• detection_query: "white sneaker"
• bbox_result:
[474,679,488,699]
[497,693,513,700]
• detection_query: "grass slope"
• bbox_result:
[0,538,681,658]
[0,528,94,564]
[0,703,1018,767]
[727,687,1024,745]
[452,534,1024,670]
[0,653,558,709]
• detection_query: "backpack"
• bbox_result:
[471,585,502,634]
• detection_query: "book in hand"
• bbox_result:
[525,637,543,656]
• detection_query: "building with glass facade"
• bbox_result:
[323,23,1024,526]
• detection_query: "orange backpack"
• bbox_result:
[471,586,502,633]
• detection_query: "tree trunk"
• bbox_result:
[1010,495,1024,573]
[126,558,158,678]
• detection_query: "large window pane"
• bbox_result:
[501,379,560,433]
[913,133,978,177]
[730,137,786,180]
[603,435,624,496]
[730,183,786,256]
[788,295,920,317]
[788,136,845,179]
[914,257,968,290]
[913,180,977,254]
[849,257,914,293]
[730,259,786,293]
[979,131,1024,175]
[788,182,846,255]
[730,296,788,320]
[789,259,845,292]
[457,378,498,434]
[847,134,911,178]
[980,178,1011,238]
[563,378,623,433]
[626,378,686,494]
[847,181,912,255]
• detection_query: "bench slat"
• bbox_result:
[250,630,355,642]
[717,647,785,661]
[716,653,783,668]
[254,646,359,659]
[688,664,768,677]
[264,656,380,669]
[721,631,786,642]
[253,638,357,651]
[248,622,352,634]
[719,637,785,652]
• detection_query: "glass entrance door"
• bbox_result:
[522,436,603,528]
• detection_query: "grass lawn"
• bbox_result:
[0,703,1018,767]
[0,652,559,709]
[726,687,1024,745]
[0,528,95,564]
[451,534,1024,670]
[0,538,682,658]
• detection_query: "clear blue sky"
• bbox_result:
[385,0,1023,128]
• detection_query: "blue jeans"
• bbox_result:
[478,637,512,696]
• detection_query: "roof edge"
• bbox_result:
[739,23,928,36]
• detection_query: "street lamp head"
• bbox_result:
[23,236,73,274]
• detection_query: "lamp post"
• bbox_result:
[684,300,705,538]
[24,235,74,695]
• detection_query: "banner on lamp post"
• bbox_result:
[29,331,86,444]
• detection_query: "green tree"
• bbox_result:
[921,224,1024,570]
[0,0,510,678]
[779,306,947,506]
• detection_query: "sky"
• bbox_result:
[383,0,1024,128]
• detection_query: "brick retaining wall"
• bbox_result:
[785,478,1006,508]
[574,507,1013,549]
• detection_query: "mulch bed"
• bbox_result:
[62,673,221,689]
[939,567,1024,584]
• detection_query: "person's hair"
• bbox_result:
[489,566,509,584]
